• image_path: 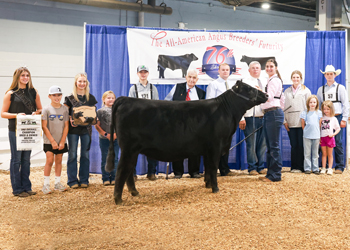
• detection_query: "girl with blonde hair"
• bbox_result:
[95,91,119,185]
[64,73,97,188]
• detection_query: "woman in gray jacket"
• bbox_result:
[284,70,311,173]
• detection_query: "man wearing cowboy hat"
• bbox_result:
[317,65,349,174]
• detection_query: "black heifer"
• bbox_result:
[158,53,198,78]
[240,55,276,70]
[106,80,268,205]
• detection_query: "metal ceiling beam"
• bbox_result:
[43,0,173,15]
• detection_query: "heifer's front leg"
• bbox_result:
[113,152,137,205]
[203,155,219,193]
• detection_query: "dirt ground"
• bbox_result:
[1,166,350,250]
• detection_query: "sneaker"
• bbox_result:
[71,184,79,189]
[327,168,333,175]
[80,184,88,188]
[27,191,37,195]
[313,171,320,175]
[320,168,326,174]
[54,182,67,192]
[304,171,311,174]
[103,181,110,186]
[42,184,51,194]
[291,169,302,173]
[335,169,343,174]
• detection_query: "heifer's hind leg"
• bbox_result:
[126,155,139,197]
[114,151,138,205]
[203,155,220,193]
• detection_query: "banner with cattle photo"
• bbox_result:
[127,29,306,85]
[16,115,42,151]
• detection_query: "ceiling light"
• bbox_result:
[262,3,270,9]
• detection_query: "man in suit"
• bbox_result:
[165,69,205,178]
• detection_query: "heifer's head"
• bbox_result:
[232,80,268,106]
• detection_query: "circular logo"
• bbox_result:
[202,45,236,79]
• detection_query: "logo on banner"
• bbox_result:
[202,45,236,79]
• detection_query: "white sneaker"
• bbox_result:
[291,169,302,173]
[327,168,333,175]
[42,184,51,194]
[54,182,67,192]
[320,168,326,174]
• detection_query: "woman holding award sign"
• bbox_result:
[1,67,42,197]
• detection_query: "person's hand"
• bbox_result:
[70,119,78,127]
[340,120,346,128]
[239,120,246,130]
[51,141,58,149]
[17,113,26,116]
[58,143,65,150]
[106,133,111,140]
[284,123,290,132]
[31,111,39,115]
[113,133,117,141]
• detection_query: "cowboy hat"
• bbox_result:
[320,65,341,76]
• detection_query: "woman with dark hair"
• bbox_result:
[1,67,42,197]
[284,70,311,173]
[259,59,284,182]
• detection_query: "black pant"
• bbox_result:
[172,156,200,176]
[287,128,304,171]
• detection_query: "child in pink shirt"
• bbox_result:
[320,100,340,175]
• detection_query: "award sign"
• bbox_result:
[16,115,42,151]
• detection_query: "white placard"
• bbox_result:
[16,115,42,151]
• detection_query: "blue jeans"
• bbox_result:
[263,108,284,181]
[243,117,266,173]
[67,133,90,187]
[287,128,304,171]
[134,156,158,176]
[99,138,119,182]
[334,115,344,171]
[303,138,320,172]
[8,130,32,194]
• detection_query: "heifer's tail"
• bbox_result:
[105,100,118,172]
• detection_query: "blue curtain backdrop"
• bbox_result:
[86,25,346,175]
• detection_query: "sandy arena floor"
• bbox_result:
[1,166,350,250]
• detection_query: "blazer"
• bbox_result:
[172,82,206,101]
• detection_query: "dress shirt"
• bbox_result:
[261,74,284,110]
[205,77,235,99]
[316,81,349,121]
[241,76,266,118]
[164,84,199,101]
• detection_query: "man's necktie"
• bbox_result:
[186,89,191,101]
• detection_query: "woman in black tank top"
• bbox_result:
[1,67,42,197]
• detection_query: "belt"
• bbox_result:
[245,116,263,118]
[263,107,280,114]
[335,114,341,116]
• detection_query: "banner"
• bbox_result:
[16,115,42,151]
[127,29,306,85]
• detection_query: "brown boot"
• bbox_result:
[147,174,157,181]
